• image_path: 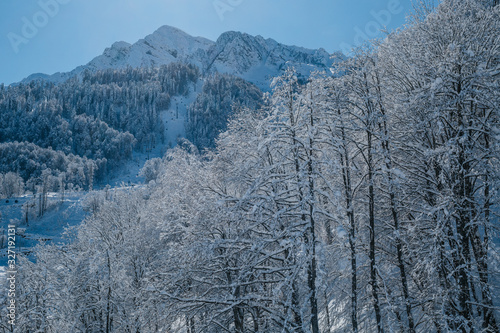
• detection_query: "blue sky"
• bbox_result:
[0,0,414,85]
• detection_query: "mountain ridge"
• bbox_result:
[22,25,344,90]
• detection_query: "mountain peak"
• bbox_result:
[217,30,249,40]
[83,25,213,71]
[20,25,342,90]
[154,25,191,37]
[205,31,340,89]
[216,31,270,46]
[110,41,131,49]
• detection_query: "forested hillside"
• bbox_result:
[187,73,263,149]
[1,0,499,332]
[0,63,261,194]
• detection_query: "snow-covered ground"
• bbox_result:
[0,192,87,266]
[104,81,200,188]
[105,152,149,187]
[161,97,187,149]
[0,82,202,270]
[161,81,201,148]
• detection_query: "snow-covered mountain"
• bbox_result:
[87,25,213,70]
[22,25,344,90]
[205,31,341,88]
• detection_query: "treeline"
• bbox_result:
[0,63,199,154]
[0,63,201,190]
[4,1,500,332]
[186,73,263,149]
[0,141,100,194]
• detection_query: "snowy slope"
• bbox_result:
[205,31,344,89]
[21,25,344,90]
[23,26,213,84]
[161,82,200,148]
[0,193,88,265]
[86,25,213,70]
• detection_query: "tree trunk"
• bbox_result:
[455,93,473,332]
[373,65,416,333]
[337,108,358,333]
[307,103,319,333]
[367,129,384,333]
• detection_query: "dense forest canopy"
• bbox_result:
[0,63,263,193]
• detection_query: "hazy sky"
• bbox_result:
[0,0,414,85]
